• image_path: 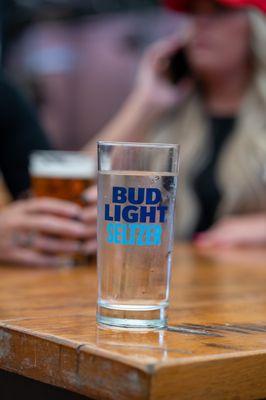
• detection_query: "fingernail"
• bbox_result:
[81,192,89,204]
[82,192,97,204]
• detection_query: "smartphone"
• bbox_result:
[167,48,191,84]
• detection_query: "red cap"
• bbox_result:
[164,0,266,13]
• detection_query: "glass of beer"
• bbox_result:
[97,141,179,329]
[30,150,96,264]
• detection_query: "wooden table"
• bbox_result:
[0,245,266,400]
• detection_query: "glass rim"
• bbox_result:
[97,141,180,150]
[30,150,96,178]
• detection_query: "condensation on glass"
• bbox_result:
[97,141,179,329]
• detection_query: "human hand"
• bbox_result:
[133,34,193,115]
[194,215,266,248]
[0,198,95,267]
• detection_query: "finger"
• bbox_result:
[22,198,82,218]
[194,237,233,249]
[194,229,236,248]
[81,239,97,255]
[82,185,97,204]
[32,234,82,254]
[16,215,95,239]
[80,206,97,223]
[193,229,223,247]
[199,216,266,247]
[148,35,184,60]
[3,247,69,268]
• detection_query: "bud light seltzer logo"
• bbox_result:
[104,187,167,246]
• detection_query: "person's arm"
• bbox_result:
[84,35,193,154]
[0,75,52,199]
[85,90,161,148]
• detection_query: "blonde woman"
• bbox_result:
[87,0,266,248]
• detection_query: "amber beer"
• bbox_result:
[30,151,95,204]
[30,151,96,264]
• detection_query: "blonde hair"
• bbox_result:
[249,10,266,103]
[151,10,266,238]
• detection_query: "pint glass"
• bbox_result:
[30,151,95,204]
[97,142,179,329]
[30,150,96,264]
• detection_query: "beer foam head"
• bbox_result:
[30,151,96,178]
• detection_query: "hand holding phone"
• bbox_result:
[133,35,193,114]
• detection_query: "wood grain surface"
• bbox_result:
[0,245,266,399]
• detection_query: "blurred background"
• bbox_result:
[1,0,185,150]
[1,0,265,249]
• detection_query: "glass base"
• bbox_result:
[97,302,167,329]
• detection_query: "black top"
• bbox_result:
[0,75,51,199]
[192,115,236,233]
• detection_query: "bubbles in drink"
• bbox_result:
[97,170,177,326]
